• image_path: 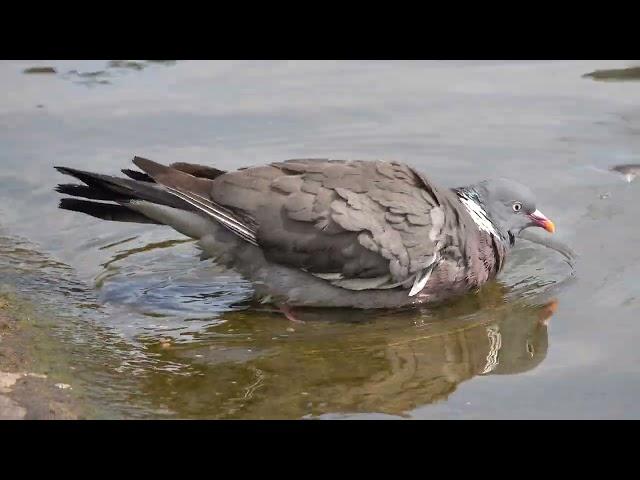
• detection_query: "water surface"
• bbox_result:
[1,60,639,418]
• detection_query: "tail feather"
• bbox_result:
[59,199,161,224]
[120,163,226,183]
[121,169,154,182]
[132,156,214,199]
[132,156,258,244]
[55,157,255,246]
[169,162,226,180]
[55,165,189,210]
[54,166,138,199]
[55,184,122,202]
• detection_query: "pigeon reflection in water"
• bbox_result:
[132,294,558,418]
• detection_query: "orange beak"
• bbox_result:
[529,209,555,233]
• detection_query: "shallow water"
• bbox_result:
[1,60,639,419]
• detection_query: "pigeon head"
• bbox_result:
[476,178,555,238]
[455,178,555,242]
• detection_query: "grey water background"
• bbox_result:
[0,60,639,418]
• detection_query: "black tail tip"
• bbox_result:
[121,168,154,182]
[54,165,81,177]
[55,184,110,200]
[58,198,79,210]
[54,184,76,196]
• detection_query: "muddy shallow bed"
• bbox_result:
[1,60,639,419]
[0,294,81,419]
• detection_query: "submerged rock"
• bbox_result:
[583,66,640,82]
[0,372,22,392]
[23,66,57,75]
[108,60,146,71]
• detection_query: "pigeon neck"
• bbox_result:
[452,185,509,243]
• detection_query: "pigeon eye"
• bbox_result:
[512,202,522,212]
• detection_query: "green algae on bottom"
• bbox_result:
[0,290,84,419]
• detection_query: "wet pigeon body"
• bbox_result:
[55,157,555,309]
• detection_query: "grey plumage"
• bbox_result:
[54,157,555,309]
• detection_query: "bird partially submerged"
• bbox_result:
[55,157,556,314]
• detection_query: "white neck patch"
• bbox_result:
[458,194,499,237]
[481,324,502,374]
